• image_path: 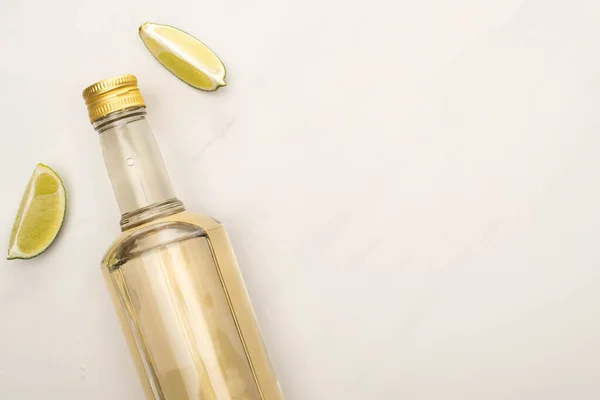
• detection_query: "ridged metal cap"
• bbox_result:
[82,74,145,123]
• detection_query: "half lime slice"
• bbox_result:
[8,164,67,260]
[139,22,227,91]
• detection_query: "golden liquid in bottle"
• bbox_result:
[103,211,283,400]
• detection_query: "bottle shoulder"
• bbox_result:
[102,210,224,268]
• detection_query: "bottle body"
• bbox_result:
[103,210,283,400]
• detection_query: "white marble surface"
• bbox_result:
[1,0,600,399]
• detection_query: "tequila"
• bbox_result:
[82,75,283,400]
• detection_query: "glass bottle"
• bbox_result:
[82,75,283,400]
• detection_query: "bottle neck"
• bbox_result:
[94,107,185,230]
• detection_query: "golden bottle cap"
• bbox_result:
[82,74,146,123]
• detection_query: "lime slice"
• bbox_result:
[7,164,67,260]
[139,22,227,91]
